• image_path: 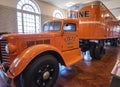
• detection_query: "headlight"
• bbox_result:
[5,43,16,54]
[5,44,9,53]
[0,36,3,39]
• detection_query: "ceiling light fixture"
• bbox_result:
[65,2,75,7]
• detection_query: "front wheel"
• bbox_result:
[14,54,59,87]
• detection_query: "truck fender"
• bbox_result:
[8,44,63,78]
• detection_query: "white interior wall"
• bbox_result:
[0,0,17,8]
[0,0,67,32]
[0,0,67,17]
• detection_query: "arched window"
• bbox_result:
[17,0,41,34]
[53,10,64,19]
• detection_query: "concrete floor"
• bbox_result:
[0,46,119,87]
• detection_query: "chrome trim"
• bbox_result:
[0,40,10,65]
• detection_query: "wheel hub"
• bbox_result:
[43,71,50,80]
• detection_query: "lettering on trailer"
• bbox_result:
[79,11,89,18]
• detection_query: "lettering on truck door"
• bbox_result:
[62,23,79,51]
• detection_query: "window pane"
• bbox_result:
[64,23,76,32]
[17,21,22,26]
[43,23,49,32]
[18,25,22,33]
[21,0,25,5]
[17,5,21,9]
[43,22,61,32]
[55,13,62,18]
[17,12,21,17]
[24,0,29,3]
[36,16,39,23]
[17,0,40,34]
[23,5,34,12]
[17,17,22,21]
[17,1,23,9]
[53,22,61,31]
[53,10,64,19]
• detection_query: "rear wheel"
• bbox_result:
[14,54,59,87]
[89,42,96,59]
[94,44,102,60]
[110,39,118,47]
[90,42,104,60]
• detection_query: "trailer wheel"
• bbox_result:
[14,55,59,87]
[110,39,118,47]
[94,44,102,60]
[114,39,118,47]
[90,43,103,60]
[89,42,96,59]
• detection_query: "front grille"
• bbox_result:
[0,40,10,65]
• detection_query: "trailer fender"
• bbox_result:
[8,44,63,78]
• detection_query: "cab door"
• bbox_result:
[62,22,79,51]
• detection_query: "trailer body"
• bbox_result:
[68,1,120,40]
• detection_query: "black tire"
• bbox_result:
[14,74,23,87]
[110,40,114,46]
[110,39,118,47]
[89,42,96,59]
[90,43,104,60]
[14,54,59,87]
[114,39,118,47]
[94,44,101,60]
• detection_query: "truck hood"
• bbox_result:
[0,32,61,40]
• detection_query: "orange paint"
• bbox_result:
[68,1,120,40]
[0,1,119,80]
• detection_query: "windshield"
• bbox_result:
[43,21,61,32]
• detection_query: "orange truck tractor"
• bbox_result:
[0,1,119,87]
[0,19,83,87]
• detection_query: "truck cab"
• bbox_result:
[0,19,82,87]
